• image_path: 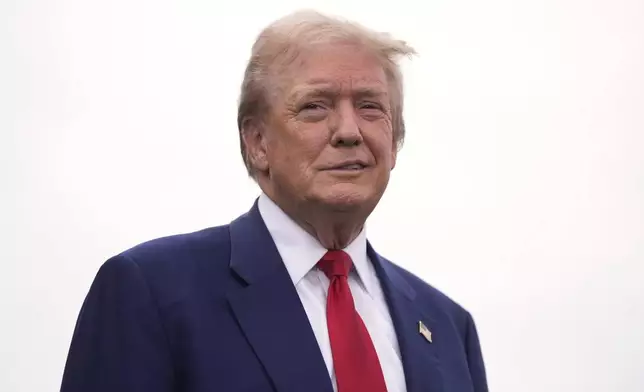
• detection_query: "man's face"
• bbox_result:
[256,43,397,212]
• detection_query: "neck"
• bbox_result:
[298,211,364,250]
[261,189,367,250]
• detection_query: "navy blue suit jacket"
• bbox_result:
[61,202,488,392]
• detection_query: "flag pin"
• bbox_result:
[418,321,433,343]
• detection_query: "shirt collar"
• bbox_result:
[257,193,375,295]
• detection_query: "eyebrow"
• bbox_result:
[288,81,389,103]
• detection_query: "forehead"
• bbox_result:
[280,44,390,100]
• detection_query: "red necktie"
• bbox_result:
[318,250,388,392]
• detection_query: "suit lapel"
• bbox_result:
[368,244,446,392]
[226,203,333,392]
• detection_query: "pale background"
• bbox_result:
[2,0,643,391]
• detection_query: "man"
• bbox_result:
[61,10,488,392]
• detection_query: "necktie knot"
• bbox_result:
[318,250,352,279]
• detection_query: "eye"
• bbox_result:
[297,101,329,122]
[358,102,383,110]
[357,102,386,120]
[300,102,327,111]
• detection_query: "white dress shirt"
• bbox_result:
[258,193,407,392]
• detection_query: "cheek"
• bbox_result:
[292,126,330,157]
[269,126,327,170]
[366,125,395,159]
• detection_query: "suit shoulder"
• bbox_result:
[119,225,230,265]
[103,224,233,290]
[95,225,233,304]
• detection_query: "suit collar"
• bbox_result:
[228,199,285,285]
[257,193,324,285]
[367,242,416,301]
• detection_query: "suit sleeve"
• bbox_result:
[60,255,175,392]
[465,312,488,392]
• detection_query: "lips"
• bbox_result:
[334,163,365,170]
[325,161,368,171]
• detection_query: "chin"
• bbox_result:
[311,183,379,212]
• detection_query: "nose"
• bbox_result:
[330,102,363,147]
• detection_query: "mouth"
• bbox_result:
[325,162,368,171]
[330,163,366,171]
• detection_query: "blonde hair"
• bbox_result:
[237,10,416,175]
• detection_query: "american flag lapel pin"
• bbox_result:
[418,321,433,343]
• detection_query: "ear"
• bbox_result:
[390,143,398,171]
[241,117,269,173]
